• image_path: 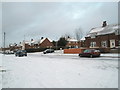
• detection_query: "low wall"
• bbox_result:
[110,48,120,53]
[64,48,86,54]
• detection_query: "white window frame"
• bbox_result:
[90,42,96,47]
[101,41,107,47]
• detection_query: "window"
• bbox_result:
[91,35,96,38]
[119,40,120,46]
[115,29,120,35]
[112,43,114,46]
[90,42,96,47]
[84,50,89,53]
[31,43,34,46]
[75,46,78,48]
[101,41,107,47]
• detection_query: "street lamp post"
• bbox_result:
[3,32,6,54]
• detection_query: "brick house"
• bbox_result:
[39,38,53,48]
[9,43,22,51]
[79,37,86,48]
[24,38,53,49]
[66,38,79,48]
[83,24,120,52]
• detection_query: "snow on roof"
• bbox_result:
[24,38,53,45]
[47,38,53,42]
[90,27,104,34]
[25,41,30,44]
[80,37,86,41]
[24,40,39,45]
[67,38,78,42]
[34,41,39,44]
[40,38,46,43]
[40,38,53,44]
[87,24,120,37]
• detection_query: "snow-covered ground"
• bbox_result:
[0,51,119,88]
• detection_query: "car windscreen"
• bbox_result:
[22,50,26,52]
[84,50,92,53]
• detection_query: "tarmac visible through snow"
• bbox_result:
[0,51,119,88]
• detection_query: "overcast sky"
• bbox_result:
[1,2,118,47]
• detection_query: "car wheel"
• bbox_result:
[90,55,93,58]
[79,54,82,57]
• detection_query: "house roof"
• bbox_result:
[80,37,86,41]
[67,38,78,42]
[86,24,120,37]
[24,38,53,45]
[39,38,46,44]
[24,41,31,45]
[39,38,53,44]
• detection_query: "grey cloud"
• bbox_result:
[2,2,118,47]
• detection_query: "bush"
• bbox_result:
[25,48,47,53]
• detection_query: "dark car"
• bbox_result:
[79,49,100,58]
[43,49,54,54]
[15,50,27,57]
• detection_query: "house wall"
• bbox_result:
[79,41,86,47]
[66,41,79,48]
[9,46,22,51]
[84,33,120,52]
[85,33,120,48]
[25,44,31,49]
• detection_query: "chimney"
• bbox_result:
[41,37,44,40]
[31,39,33,41]
[102,21,107,27]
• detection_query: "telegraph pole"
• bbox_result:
[3,32,6,54]
[22,35,25,50]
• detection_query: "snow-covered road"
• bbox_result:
[0,52,119,88]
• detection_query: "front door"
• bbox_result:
[110,40,115,48]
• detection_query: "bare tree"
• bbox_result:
[63,33,72,40]
[75,28,83,41]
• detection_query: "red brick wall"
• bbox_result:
[64,48,86,54]
[25,44,31,49]
[85,34,120,48]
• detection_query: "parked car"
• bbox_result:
[79,49,100,58]
[2,50,14,54]
[43,49,54,54]
[13,49,19,53]
[15,50,27,57]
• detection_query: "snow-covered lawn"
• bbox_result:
[0,52,119,88]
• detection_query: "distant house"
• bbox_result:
[66,38,79,48]
[39,38,53,48]
[9,43,22,51]
[79,37,86,48]
[84,24,120,52]
[24,38,53,49]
